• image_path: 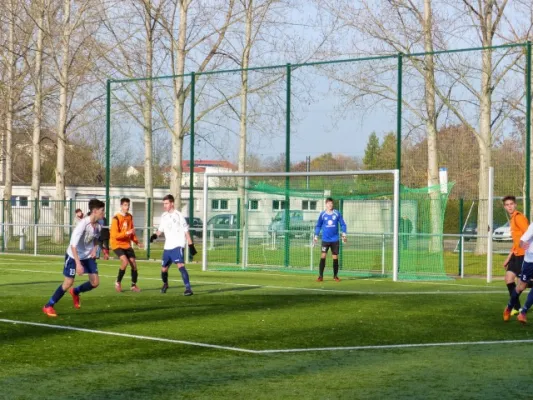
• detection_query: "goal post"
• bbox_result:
[201,170,401,281]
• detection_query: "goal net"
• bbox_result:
[200,170,452,281]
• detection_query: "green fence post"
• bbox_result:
[69,198,74,237]
[396,53,403,272]
[1,200,4,253]
[459,198,464,276]
[339,199,344,270]
[236,198,241,265]
[526,41,531,220]
[147,197,152,260]
[284,63,292,268]
[189,72,195,260]
[105,79,111,221]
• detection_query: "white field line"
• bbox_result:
[0,267,506,295]
[2,318,533,354]
[0,319,255,353]
[0,258,502,289]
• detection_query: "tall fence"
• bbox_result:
[107,43,533,230]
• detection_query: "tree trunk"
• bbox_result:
[170,0,189,208]
[143,0,154,241]
[238,0,253,237]
[423,0,442,252]
[474,46,492,254]
[31,0,46,229]
[54,0,71,244]
[3,0,16,246]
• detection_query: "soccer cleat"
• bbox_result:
[184,289,193,296]
[511,308,520,316]
[518,312,528,324]
[503,307,512,322]
[316,276,323,282]
[42,305,57,317]
[333,276,341,282]
[161,283,168,294]
[69,288,80,309]
[131,284,141,292]
[115,281,122,293]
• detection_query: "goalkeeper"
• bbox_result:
[313,197,347,282]
[150,194,196,296]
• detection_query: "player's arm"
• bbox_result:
[129,219,144,249]
[150,219,164,243]
[314,212,323,242]
[519,223,533,250]
[69,222,85,274]
[517,214,530,235]
[338,212,347,243]
[503,250,513,269]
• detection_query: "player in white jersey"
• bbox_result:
[150,194,196,295]
[42,199,105,317]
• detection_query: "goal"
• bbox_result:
[200,170,450,281]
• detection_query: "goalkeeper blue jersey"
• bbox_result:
[314,210,347,242]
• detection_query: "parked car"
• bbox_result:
[493,221,512,241]
[463,222,477,241]
[268,210,315,238]
[206,213,238,238]
[185,217,203,238]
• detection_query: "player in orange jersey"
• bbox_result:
[110,197,143,292]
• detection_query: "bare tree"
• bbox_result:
[161,0,236,207]
[31,0,47,206]
[2,0,16,243]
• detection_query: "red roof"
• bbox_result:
[182,160,237,170]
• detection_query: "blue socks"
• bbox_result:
[522,290,533,313]
[75,281,94,294]
[179,267,191,290]
[46,285,66,307]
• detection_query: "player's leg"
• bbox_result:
[43,256,77,316]
[128,248,140,292]
[113,248,128,292]
[317,243,329,281]
[504,263,529,321]
[173,247,192,295]
[505,254,523,313]
[161,250,171,293]
[102,240,110,260]
[332,242,340,281]
[70,259,99,309]
[516,262,533,324]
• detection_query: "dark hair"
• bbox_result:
[325,197,334,203]
[502,196,516,204]
[163,194,174,203]
[75,208,82,214]
[88,198,105,211]
[120,197,130,205]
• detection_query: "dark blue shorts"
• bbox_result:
[63,254,98,278]
[520,261,533,283]
[162,247,185,268]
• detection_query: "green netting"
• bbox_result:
[205,175,454,281]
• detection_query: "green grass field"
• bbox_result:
[0,254,530,399]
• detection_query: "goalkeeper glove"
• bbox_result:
[189,243,197,256]
[150,233,158,243]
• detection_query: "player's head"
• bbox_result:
[325,197,334,211]
[88,199,105,220]
[163,194,175,212]
[120,197,130,214]
[75,208,83,219]
[502,195,517,215]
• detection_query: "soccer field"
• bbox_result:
[0,254,530,399]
